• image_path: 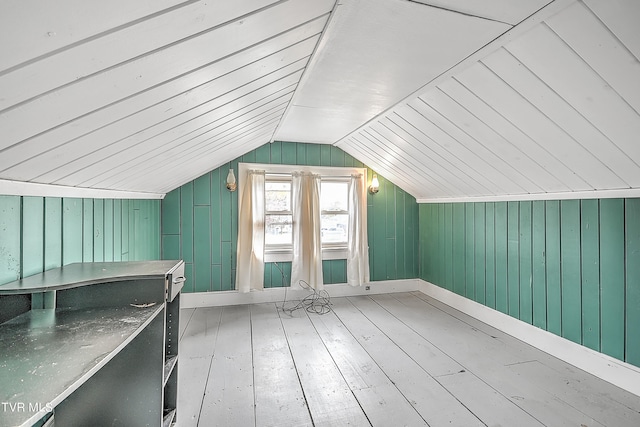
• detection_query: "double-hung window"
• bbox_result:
[238,163,366,263]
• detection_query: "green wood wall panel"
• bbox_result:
[121,200,129,261]
[212,171,223,264]
[306,144,321,166]
[444,203,454,291]
[193,206,212,292]
[161,189,181,235]
[626,199,640,366]
[82,199,94,262]
[22,197,44,278]
[418,197,639,368]
[270,141,282,164]
[113,200,122,262]
[222,241,232,291]
[507,201,520,318]
[282,142,297,165]
[0,196,21,284]
[212,264,222,291]
[395,190,406,279]
[438,204,446,287]
[494,202,508,314]
[242,149,256,163]
[545,201,562,336]
[184,262,194,293]
[519,201,533,324]
[560,200,581,344]
[332,259,347,284]
[194,174,211,206]
[162,235,180,260]
[2,196,158,286]
[296,143,307,165]
[181,183,194,263]
[104,199,114,262]
[221,179,232,243]
[62,198,83,265]
[322,261,332,284]
[93,199,104,262]
[45,198,62,270]
[465,203,475,299]
[452,203,465,296]
[419,204,428,281]
[485,203,496,309]
[580,199,600,351]
[599,199,625,360]
[320,144,331,166]
[474,203,486,304]
[330,146,345,167]
[255,144,271,164]
[532,201,546,329]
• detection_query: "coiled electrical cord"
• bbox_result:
[274,263,332,316]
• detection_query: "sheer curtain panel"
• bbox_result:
[347,173,370,286]
[290,172,324,289]
[236,170,265,293]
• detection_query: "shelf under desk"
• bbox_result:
[0,304,164,427]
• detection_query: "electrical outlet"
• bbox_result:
[365,285,370,291]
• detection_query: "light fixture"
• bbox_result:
[369,173,380,194]
[226,168,237,192]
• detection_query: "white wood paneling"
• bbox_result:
[0,0,187,71]
[275,0,510,144]
[409,0,550,25]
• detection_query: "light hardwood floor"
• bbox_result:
[177,292,640,426]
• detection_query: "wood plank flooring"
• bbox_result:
[177,292,640,426]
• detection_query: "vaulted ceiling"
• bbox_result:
[1,0,638,201]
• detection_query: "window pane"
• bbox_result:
[265,214,292,245]
[321,182,348,212]
[321,214,348,243]
[266,181,291,212]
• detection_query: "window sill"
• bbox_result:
[264,247,347,263]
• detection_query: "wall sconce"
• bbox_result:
[226,168,237,192]
[369,173,380,194]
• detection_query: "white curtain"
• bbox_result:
[236,170,265,293]
[346,173,370,286]
[290,172,324,290]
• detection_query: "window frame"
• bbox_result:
[238,162,367,263]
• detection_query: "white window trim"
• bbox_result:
[238,162,366,263]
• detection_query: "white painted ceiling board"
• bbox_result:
[583,0,640,60]
[0,20,326,172]
[482,47,640,188]
[417,89,539,195]
[0,0,279,110]
[0,0,332,149]
[505,24,640,184]
[275,0,510,144]
[0,0,186,71]
[87,100,292,190]
[546,2,640,116]
[29,60,308,184]
[407,0,551,25]
[381,114,485,196]
[436,78,567,193]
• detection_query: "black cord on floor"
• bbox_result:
[273,262,332,315]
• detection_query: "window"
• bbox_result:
[320,180,349,245]
[239,163,366,262]
[265,179,292,246]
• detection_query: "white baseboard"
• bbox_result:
[180,279,420,308]
[417,279,640,398]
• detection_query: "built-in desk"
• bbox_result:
[0,260,184,427]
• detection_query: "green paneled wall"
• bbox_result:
[0,196,161,286]
[419,198,640,367]
[161,141,419,293]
